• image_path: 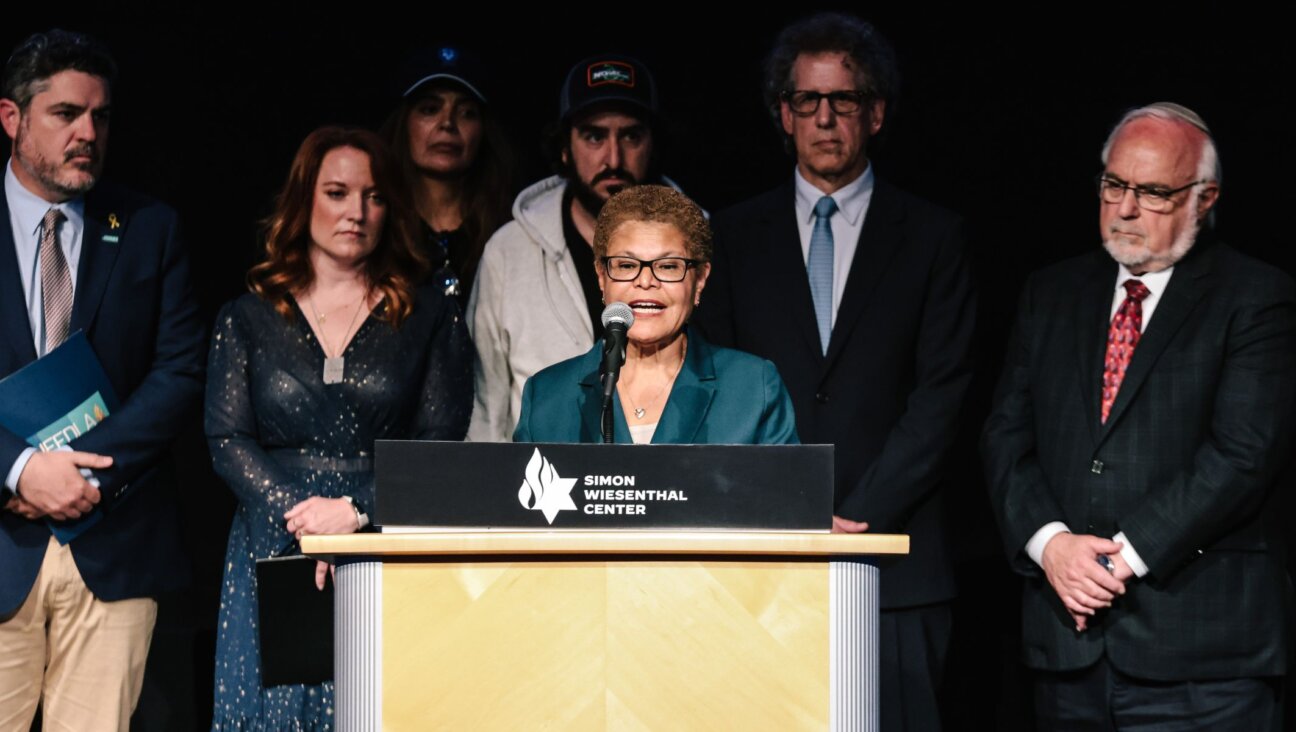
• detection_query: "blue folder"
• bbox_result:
[0,332,119,543]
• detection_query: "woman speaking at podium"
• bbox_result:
[513,185,796,445]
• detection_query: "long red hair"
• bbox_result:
[248,126,428,326]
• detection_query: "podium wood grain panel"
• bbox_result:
[604,562,828,730]
[383,561,607,730]
[381,560,828,730]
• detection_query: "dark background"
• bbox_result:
[4,7,1291,730]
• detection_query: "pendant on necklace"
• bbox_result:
[323,356,345,385]
[634,407,646,419]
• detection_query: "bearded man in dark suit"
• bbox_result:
[982,102,1293,729]
[694,13,976,731]
[0,30,204,731]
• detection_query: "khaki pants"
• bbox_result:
[0,537,156,732]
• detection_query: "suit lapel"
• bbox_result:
[1074,255,1116,445]
[762,181,823,359]
[0,193,38,365]
[1098,245,1214,442]
[71,191,122,336]
[577,332,716,444]
[654,331,716,444]
[577,353,630,443]
[824,180,905,369]
[577,358,603,442]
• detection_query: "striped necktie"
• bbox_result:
[40,207,73,353]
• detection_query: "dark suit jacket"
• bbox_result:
[694,177,976,608]
[981,239,1295,680]
[513,328,799,445]
[0,180,205,616]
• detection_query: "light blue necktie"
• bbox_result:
[808,195,837,355]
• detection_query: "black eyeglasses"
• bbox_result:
[781,90,870,116]
[601,256,700,282]
[1096,175,1209,213]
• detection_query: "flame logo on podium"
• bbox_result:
[517,448,578,524]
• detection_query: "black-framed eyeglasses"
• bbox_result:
[1096,174,1208,213]
[601,256,700,282]
[781,90,870,117]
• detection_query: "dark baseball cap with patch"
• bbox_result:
[398,45,488,104]
[559,55,657,121]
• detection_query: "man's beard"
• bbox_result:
[569,167,642,218]
[1103,200,1200,274]
[16,130,101,200]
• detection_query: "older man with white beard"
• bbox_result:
[983,102,1295,729]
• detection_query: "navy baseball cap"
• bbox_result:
[399,46,488,104]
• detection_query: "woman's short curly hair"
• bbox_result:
[593,185,711,263]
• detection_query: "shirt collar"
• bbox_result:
[794,163,874,227]
[6,158,86,241]
[1116,262,1174,297]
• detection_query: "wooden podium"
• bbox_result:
[304,530,908,731]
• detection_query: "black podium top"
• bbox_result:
[375,441,833,531]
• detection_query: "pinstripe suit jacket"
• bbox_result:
[983,238,1296,680]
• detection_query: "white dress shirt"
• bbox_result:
[5,159,85,356]
[793,164,875,327]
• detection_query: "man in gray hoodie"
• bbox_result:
[467,55,690,442]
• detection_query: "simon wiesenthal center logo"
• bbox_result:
[517,449,578,524]
[517,448,690,525]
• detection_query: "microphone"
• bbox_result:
[600,303,634,443]
[601,302,634,385]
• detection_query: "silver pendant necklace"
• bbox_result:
[322,356,345,385]
[307,290,366,385]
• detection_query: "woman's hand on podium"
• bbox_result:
[284,496,362,538]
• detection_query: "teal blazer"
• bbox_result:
[513,329,798,445]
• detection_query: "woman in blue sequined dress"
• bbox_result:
[205,127,472,730]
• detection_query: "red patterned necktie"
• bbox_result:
[1101,278,1151,423]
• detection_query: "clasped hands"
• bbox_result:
[1041,532,1134,632]
[830,519,1131,633]
[5,450,112,521]
[284,496,361,591]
